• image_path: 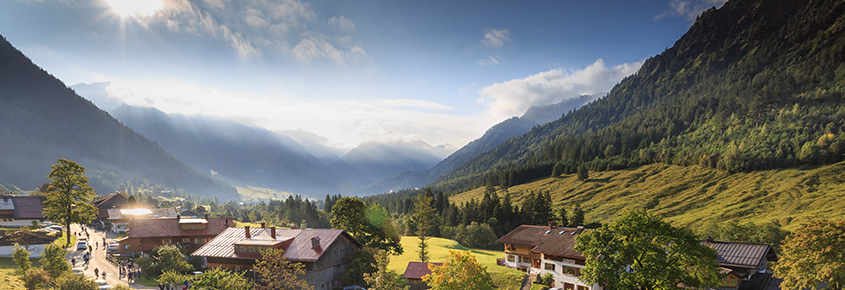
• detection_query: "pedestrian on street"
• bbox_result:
[71,258,75,266]
[94,268,99,277]
[158,282,164,290]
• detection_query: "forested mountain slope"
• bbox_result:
[433,0,845,192]
[0,35,238,200]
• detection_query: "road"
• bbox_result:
[65,224,157,290]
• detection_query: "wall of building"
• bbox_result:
[0,244,48,258]
[0,219,39,227]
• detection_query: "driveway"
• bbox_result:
[66,224,157,290]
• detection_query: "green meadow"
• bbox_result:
[450,161,845,231]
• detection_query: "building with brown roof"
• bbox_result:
[0,195,44,227]
[403,261,442,290]
[701,239,780,290]
[108,207,177,233]
[191,225,361,289]
[117,215,230,255]
[92,192,129,221]
[497,224,601,290]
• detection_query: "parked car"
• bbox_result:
[343,286,366,290]
[77,241,88,251]
[72,267,84,275]
[107,243,119,253]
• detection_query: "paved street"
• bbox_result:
[65,224,156,290]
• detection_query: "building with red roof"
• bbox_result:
[191,225,361,289]
[0,195,44,227]
[497,224,601,290]
[117,215,230,255]
[403,261,442,290]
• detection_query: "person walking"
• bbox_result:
[94,268,99,278]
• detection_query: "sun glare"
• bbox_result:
[104,0,164,18]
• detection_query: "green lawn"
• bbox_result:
[52,231,77,248]
[0,257,43,290]
[389,236,526,290]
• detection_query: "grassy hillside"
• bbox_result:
[236,186,298,202]
[389,236,525,290]
[450,162,845,231]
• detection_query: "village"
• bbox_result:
[0,190,785,290]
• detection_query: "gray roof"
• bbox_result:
[701,240,776,269]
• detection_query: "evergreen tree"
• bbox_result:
[414,193,434,262]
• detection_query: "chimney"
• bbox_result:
[204,213,208,220]
[225,218,228,227]
[261,222,266,228]
[706,236,714,243]
[245,226,251,239]
[177,214,181,220]
[548,222,553,230]
[311,237,321,249]
[575,225,585,235]
[271,227,276,240]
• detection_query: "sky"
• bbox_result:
[0,0,725,151]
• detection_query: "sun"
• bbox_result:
[103,0,164,18]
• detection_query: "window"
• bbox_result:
[563,266,578,276]
[545,263,556,271]
[183,238,190,243]
[721,275,739,288]
[577,286,589,290]
[163,239,171,245]
[507,255,515,262]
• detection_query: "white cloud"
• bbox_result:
[478,55,501,66]
[329,16,355,31]
[482,29,510,48]
[478,59,644,119]
[102,80,490,149]
[141,0,363,64]
[656,0,727,21]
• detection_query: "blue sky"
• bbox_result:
[0,0,725,150]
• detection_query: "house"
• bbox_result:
[497,224,602,290]
[403,261,442,290]
[107,207,177,233]
[0,195,44,227]
[91,192,128,221]
[0,230,57,257]
[191,225,362,289]
[117,215,230,255]
[701,239,780,290]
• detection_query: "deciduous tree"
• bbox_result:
[43,159,98,246]
[13,244,31,273]
[774,220,845,289]
[331,197,402,255]
[40,243,70,279]
[574,209,720,289]
[191,267,251,289]
[254,248,311,290]
[21,268,50,290]
[54,271,97,290]
[423,250,496,290]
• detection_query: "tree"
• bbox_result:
[570,205,584,227]
[137,245,192,277]
[558,207,569,227]
[40,243,70,279]
[43,159,98,246]
[157,270,192,288]
[340,247,378,288]
[363,250,409,290]
[577,164,589,181]
[774,220,845,289]
[253,248,311,290]
[414,193,434,262]
[54,271,98,290]
[21,268,50,290]
[13,244,31,273]
[423,250,496,290]
[331,197,402,255]
[191,267,251,289]
[574,209,720,289]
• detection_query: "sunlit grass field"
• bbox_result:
[389,236,526,290]
[451,161,845,231]
[236,186,299,202]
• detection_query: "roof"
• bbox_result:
[92,192,128,208]
[403,262,442,280]
[0,196,14,210]
[0,230,56,246]
[191,227,362,262]
[12,196,43,219]
[127,217,230,239]
[109,208,177,220]
[497,225,587,259]
[701,240,776,269]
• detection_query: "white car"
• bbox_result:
[95,279,111,289]
[72,267,84,275]
[77,241,88,251]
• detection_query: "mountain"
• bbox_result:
[0,35,238,200]
[430,0,845,193]
[364,95,597,193]
[338,141,443,191]
[110,105,343,195]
